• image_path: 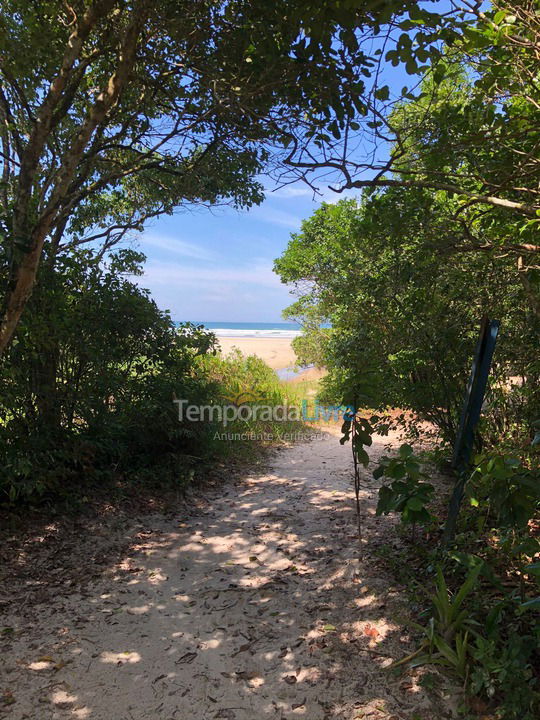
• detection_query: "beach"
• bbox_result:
[218,336,297,370]
[217,335,326,383]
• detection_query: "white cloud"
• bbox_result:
[137,232,217,262]
[268,185,314,200]
[139,258,283,290]
[247,205,302,229]
[263,178,359,205]
[135,257,294,321]
[316,185,359,204]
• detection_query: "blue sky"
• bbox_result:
[132,0,456,323]
[134,183,357,323]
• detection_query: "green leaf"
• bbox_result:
[374,85,389,102]
[405,58,418,75]
[354,429,372,447]
[406,496,425,511]
[453,564,482,611]
[376,485,394,515]
[520,597,540,610]
[399,444,413,458]
[432,62,447,85]
[355,446,370,467]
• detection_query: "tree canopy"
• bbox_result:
[284,2,540,222]
[0,0,443,352]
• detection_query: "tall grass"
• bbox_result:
[197,349,310,460]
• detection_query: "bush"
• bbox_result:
[0,250,303,504]
[374,443,436,528]
[196,348,306,458]
[403,565,540,719]
[275,193,540,449]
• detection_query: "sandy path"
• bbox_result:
[1,430,442,720]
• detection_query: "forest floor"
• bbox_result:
[0,427,456,720]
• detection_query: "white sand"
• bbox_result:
[218,337,298,370]
[217,337,327,383]
[2,428,444,719]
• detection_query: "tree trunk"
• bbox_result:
[0,3,146,356]
[519,268,540,321]
[0,238,46,355]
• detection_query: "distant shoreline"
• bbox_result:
[213,329,301,339]
[176,321,302,340]
[217,335,326,384]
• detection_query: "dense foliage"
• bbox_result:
[275,11,540,713]
[0,0,447,353]
[276,187,540,714]
[276,190,540,446]
[291,2,540,227]
[0,250,301,504]
[1,0,449,506]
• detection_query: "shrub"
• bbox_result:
[0,250,304,504]
[374,444,436,528]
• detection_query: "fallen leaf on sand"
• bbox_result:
[364,624,379,639]
[236,670,258,681]
[2,691,15,706]
[176,652,197,664]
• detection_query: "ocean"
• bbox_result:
[185,321,302,339]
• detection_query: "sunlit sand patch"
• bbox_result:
[347,618,397,650]
[100,650,141,664]
[146,569,168,584]
[125,604,151,615]
[238,574,274,588]
[72,708,91,719]
[51,688,77,707]
[125,578,142,586]
[28,658,55,671]
[235,670,265,688]
[353,593,377,608]
[4,428,441,718]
